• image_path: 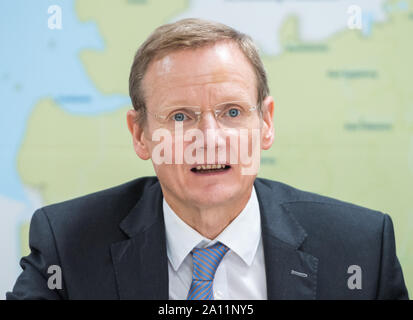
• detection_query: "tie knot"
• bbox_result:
[191,242,229,281]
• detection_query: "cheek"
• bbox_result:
[150,128,262,166]
[152,163,185,188]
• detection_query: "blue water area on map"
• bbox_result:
[364,0,409,36]
[384,0,410,12]
[362,11,373,36]
[0,0,131,204]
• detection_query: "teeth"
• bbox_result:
[195,164,226,171]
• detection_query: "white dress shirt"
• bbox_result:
[163,187,267,300]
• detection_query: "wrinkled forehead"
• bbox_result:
[142,41,258,106]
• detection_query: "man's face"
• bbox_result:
[128,41,274,209]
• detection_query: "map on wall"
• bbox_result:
[1,0,412,297]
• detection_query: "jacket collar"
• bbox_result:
[254,179,307,249]
[110,180,169,299]
[254,178,319,300]
[110,178,318,300]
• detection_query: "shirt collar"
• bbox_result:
[163,186,261,271]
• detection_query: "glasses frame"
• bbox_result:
[145,100,259,128]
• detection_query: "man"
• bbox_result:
[7,18,408,300]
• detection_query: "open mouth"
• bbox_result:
[190,164,231,174]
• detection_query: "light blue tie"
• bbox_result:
[187,242,229,300]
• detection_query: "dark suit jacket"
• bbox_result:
[6,177,409,300]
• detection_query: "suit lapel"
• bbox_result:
[109,178,318,300]
[255,179,319,300]
[110,180,169,300]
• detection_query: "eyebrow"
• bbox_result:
[159,95,253,108]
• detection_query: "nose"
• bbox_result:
[197,110,220,132]
[197,111,227,158]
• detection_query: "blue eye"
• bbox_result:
[228,108,240,117]
[173,113,186,121]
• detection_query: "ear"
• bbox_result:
[260,96,275,150]
[126,109,150,160]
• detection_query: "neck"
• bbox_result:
[163,188,253,239]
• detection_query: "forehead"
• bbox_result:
[142,41,258,108]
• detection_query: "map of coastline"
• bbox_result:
[1,0,412,297]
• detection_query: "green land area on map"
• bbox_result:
[17,0,413,294]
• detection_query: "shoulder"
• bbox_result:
[37,176,160,240]
[255,177,386,237]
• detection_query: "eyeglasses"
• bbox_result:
[146,101,259,131]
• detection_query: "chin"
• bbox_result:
[186,184,240,207]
